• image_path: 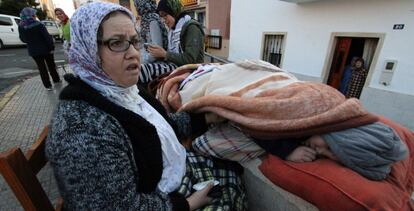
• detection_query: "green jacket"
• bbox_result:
[166,19,205,66]
[61,22,70,42]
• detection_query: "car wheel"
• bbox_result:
[0,40,4,49]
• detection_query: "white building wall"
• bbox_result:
[229,0,414,129]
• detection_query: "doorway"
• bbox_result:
[326,36,379,98]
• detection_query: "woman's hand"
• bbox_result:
[186,183,214,210]
[148,44,167,59]
[286,146,316,162]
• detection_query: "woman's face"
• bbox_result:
[98,12,141,88]
[159,11,175,29]
[55,10,66,22]
[305,135,338,161]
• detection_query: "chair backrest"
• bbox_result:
[0,126,63,211]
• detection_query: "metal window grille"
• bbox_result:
[206,35,222,49]
[262,34,284,67]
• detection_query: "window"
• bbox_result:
[14,18,21,25]
[0,17,13,26]
[262,34,285,67]
[197,12,205,28]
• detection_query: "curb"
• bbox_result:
[0,84,21,112]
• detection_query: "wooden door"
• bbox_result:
[327,38,352,89]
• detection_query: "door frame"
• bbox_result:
[321,32,385,88]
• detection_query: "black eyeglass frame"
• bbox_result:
[98,38,142,52]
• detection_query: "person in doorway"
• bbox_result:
[46,2,246,210]
[346,57,368,98]
[54,8,70,50]
[18,7,61,91]
[147,0,205,66]
[339,57,357,95]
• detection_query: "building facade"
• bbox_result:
[73,0,137,16]
[229,0,414,129]
[38,0,56,19]
[182,0,231,59]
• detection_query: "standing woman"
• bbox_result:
[54,8,70,48]
[346,57,368,98]
[134,0,177,87]
[148,0,204,66]
[134,0,168,63]
[18,7,61,90]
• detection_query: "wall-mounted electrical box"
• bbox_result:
[379,59,398,86]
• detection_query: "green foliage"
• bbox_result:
[35,8,47,20]
[0,0,43,18]
[0,0,27,16]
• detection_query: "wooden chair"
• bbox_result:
[0,126,63,211]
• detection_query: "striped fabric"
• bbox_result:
[177,151,247,211]
[139,62,177,84]
[192,122,265,162]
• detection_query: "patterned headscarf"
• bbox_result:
[68,2,145,111]
[134,0,168,49]
[19,7,39,28]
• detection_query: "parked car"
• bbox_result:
[0,14,26,49]
[41,20,62,42]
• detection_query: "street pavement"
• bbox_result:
[0,66,68,210]
[0,43,66,96]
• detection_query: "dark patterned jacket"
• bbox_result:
[46,75,206,210]
[346,67,368,98]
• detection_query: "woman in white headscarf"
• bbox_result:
[46,2,246,210]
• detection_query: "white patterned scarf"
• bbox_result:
[168,15,191,53]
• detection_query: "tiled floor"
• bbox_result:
[0,71,65,210]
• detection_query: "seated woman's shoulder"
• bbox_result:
[51,100,121,137]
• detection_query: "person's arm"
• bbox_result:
[253,138,303,160]
[39,24,54,51]
[286,146,317,162]
[169,112,208,140]
[166,24,204,66]
[47,119,187,210]
[141,21,163,63]
[149,21,164,47]
[18,26,27,43]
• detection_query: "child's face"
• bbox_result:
[305,135,338,161]
[355,61,363,68]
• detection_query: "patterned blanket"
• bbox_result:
[158,60,377,140]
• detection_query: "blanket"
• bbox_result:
[158,60,378,140]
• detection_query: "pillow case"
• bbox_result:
[259,116,414,211]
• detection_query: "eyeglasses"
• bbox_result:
[98,38,142,52]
